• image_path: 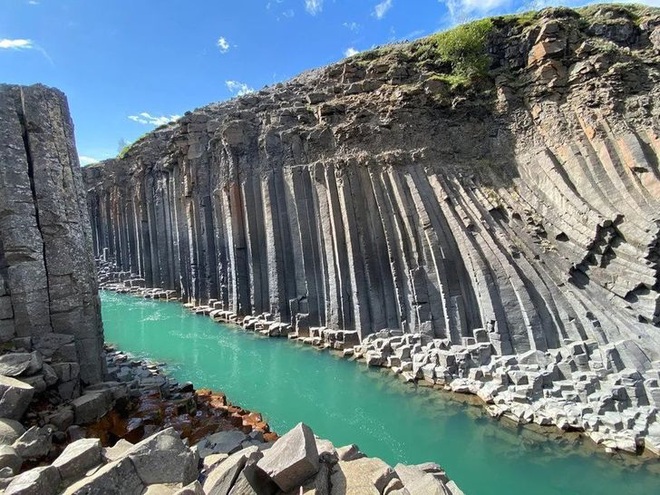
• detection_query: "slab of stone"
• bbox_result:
[197,430,248,457]
[330,458,393,495]
[52,438,102,481]
[257,422,319,492]
[5,465,60,495]
[103,438,134,462]
[0,418,25,445]
[174,481,204,495]
[70,391,112,425]
[12,426,53,460]
[227,459,278,495]
[0,376,35,420]
[0,445,22,475]
[0,353,33,377]
[127,428,198,486]
[203,446,259,495]
[336,444,365,461]
[62,457,144,495]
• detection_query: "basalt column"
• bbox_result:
[0,84,105,385]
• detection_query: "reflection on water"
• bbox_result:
[101,292,660,495]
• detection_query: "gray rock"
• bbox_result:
[5,465,60,495]
[70,391,113,425]
[0,353,33,377]
[203,445,260,495]
[0,445,22,475]
[0,376,35,420]
[103,438,134,462]
[0,418,26,445]
[196,430,248,457]
[127,428,198,485]
[12,426,53,460]
[52,438,102,481]
[330,458,392,495]
[173,481,205,495]
[62,457,144,495]
[256,422,319,492]
[336,444,365,461]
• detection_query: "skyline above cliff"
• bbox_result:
[1,0,658,164]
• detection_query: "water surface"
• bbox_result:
[101,292,659,495]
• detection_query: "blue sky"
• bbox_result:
[1,0,657,164]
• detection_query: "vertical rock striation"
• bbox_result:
[0,84,105,385]
[84,6,660,369]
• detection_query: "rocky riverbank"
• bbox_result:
[98,258,660,461]
[0,337,465,494]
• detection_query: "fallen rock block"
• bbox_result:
[0,444,22,475]
[128,428,198,486]
[63,457,144,495]
[5,465,61,495]
[203,445,260,495]
[12,426,53,460]
[52,438,102,482]
[330,457,393,495]
[257,422,319,492]
[0,376,35,420]
[0,418,25,445]
[70,391,113,425]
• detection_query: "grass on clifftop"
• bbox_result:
[413,18,494,88]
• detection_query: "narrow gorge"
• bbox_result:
[84,5,660,453]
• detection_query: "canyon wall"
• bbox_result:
[84,6,660,367]
[0,84,105,385]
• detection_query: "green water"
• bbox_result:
[101,292,659,494]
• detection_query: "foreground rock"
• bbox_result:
[0,421,463,494]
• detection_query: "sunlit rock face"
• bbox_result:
[83,6,660,368]
[0,84,105,385]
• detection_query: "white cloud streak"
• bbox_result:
[78,156,100,166]
[225,80,254,96]
[217,37,230,53]
[344,47,359,57]
[305,0,323,16]
[374,0,394,19]
[0,38,34,49]
[128,112,180,126]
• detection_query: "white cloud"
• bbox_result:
[128,112,180,126]
[225,80,254,96]
[78,155,100,166]
[0,38,34,50]
[343,21,360,32]
[374,0,394,19]
[441,0,511,20]
[305,0,323,15]
[217,37,230,53]
[344,47,359,57]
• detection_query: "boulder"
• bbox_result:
[257,422,320,492]
[103,438,134,462]
[0,353,33,377]
[330,458,393,494]
[52,438,102,481]
[70,391,113,425]
[127,428,198,485]
[196,430,247,457]
[395,464,449,495]
[0,445,22,475]
[227,459,278,495]
[174,481,205,495]
[0,418,26,445]
[5,465,60,495]
[203,445,260,495]
[62,457,144,495]
[336,444,365,462]
[12,426,53,460]
[0,376,35,420]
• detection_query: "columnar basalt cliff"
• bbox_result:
[85,6,660,449]
[0,84,105,386]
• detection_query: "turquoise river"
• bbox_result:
[101,291,660,495]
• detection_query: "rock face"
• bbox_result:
[0,84,105,385]
[84,7,660,363]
